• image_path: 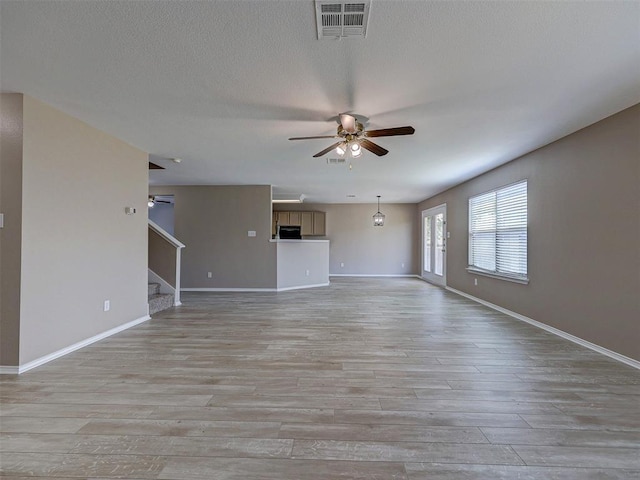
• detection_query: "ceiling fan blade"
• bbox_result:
[360,139,389,156]
[289,135,338,141]
[340,114,358,134]
[313,142,343,158]
[364,126,415,138]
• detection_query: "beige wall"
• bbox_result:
[0,94,24,366]
[275,203,419,275]
[149,185,276,289]
[418,104,640,361]
[18,96,149,365]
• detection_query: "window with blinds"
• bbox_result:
[468,180,528,282]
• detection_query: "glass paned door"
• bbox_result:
[424,216,432,272]
[422,205,447,286]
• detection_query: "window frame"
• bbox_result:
[467,179,529,284]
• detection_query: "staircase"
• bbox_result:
[148,283,174,315]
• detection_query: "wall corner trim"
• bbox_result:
[445,286,640,370]
[1,314,152,375]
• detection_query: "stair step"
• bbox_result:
[148,283,160,295]
[148,293,174,315]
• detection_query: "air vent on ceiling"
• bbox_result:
[327,158,347,164]
[315,1,371,39]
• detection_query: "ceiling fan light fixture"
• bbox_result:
[288,112,414,158]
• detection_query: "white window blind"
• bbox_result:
[468,180,528,281]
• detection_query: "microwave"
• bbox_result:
[278,225,302,239]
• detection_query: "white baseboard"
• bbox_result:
[277,282,330,291]
[182,283,331,292]
[0,314,151,375]
[446,286,640,370]
[182,287,278,292]
[330,274,420,278]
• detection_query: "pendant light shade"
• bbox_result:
[373,195,385,226]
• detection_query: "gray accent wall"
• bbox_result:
[418,104,640,361]
[11,95,149,366]
[149,185,276,289]
[0,94,24,366]
[274,203,419,276]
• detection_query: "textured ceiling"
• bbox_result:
[2,1,639,203]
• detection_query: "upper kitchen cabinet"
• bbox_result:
[274,210,326,236]
[311,211,325,236]
[301,212,313,235]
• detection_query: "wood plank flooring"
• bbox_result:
[1,277,639,479]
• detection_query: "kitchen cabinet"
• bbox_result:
[273,210,326,236]
[288,211,301,226]
[276,212,289,225]
[312,211,326,236]
[301,212,313,235]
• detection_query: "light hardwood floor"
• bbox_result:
[1,277,639,479]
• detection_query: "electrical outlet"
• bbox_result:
[305,269,310,276]
[207,272,213,278]
[401,263,405,268]
[340,262,344,268]
[103,300,110,312]
[474,278,478,286]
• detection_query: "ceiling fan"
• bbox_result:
[289,113,415,158]
[148,195,173,207]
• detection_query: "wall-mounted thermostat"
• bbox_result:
[125,207,136,215]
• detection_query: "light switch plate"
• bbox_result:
[0,213,4,228]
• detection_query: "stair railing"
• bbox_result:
[148,220,185,306]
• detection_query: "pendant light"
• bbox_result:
[373,195,385,226]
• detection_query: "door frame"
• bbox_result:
[421,203,447,287]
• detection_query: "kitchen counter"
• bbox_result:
[275,239,330,290]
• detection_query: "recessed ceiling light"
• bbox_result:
[172,158,182,163]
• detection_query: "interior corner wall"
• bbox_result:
[149,185,276,289]
[274,203,419,276]
[19,95,149,365]
[0,93,24,366]
[418,104,640,361]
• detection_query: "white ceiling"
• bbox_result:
[2,1,639,203]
